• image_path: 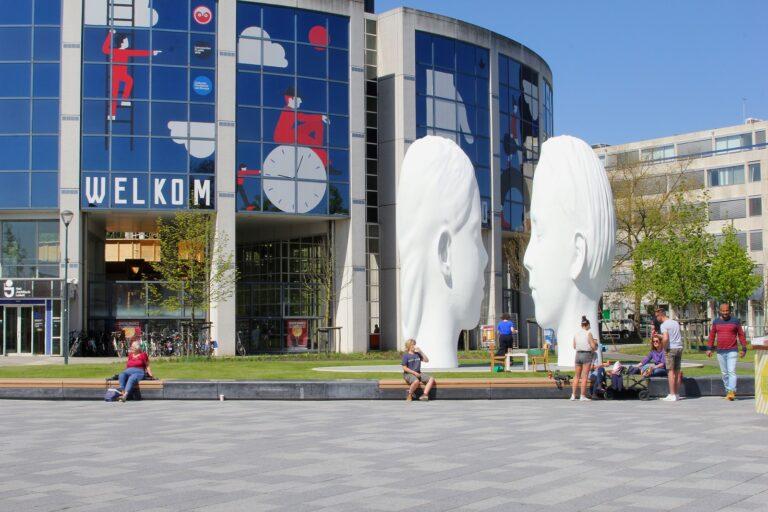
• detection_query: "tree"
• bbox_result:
[634,200,714,316]
[501,232,529,292]
[708,225,762,306]
[608,154,699,325]
[150,211,237,326]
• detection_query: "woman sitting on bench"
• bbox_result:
[628,338,667,377]
[117,341,154,402]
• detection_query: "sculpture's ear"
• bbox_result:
[438,229,452,287]
[570,231,587,281]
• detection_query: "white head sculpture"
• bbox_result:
[523,135,615,367]
[397,136,488,368]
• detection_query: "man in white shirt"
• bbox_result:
[656,308,683,401]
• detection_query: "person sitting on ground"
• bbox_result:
[495,313,518,356]
[628,337,667,377]
[117,341,154,402]
[402,339,435,401]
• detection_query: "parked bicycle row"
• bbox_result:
[68,326,217,358]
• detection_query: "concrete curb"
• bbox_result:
[0,376,754,400]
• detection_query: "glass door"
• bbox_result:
[3,306,34,355]
[18,307,32,354]
[4,307,18,354]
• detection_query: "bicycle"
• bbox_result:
[236,331,247,356]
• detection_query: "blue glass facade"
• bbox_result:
[415,31,491,222]
[81,0,216,209]
[235,2,350,215]
[498,53,547,232]
[0,0,61,209]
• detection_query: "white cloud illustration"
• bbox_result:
[168,121,216,159]
[238,27,288,68]
[84,0,158,27]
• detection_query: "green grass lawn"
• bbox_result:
[0,353,750,380]
[614,344,755,362]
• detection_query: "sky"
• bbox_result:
[375,0,768,146]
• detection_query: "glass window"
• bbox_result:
[151,137,188,173]
[749,196,762,217]
[715,133,752,153]
[31,135,57,170]
[0,64,31,97]
[34,0,60,25]
[32,63,59,97]
[0,136,30,169]
[1,0,32,25]
[33,27,60,61]
[262,5,295,41]
[30,172,58,207]
[708,165,744,187]
[236,3,349,216]
[0,100,31,133]
[677,139,711,157]
[0,28,31,60]
[751,231,763,252]
[0,174,30,208]
[756,130,766,146]
[709,199,746,221]
[749,162,761,182]
[32,99,58,133]
[82,1,217,210]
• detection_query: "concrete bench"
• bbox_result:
[379,377,568,399]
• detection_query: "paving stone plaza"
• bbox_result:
[0,398,766,512]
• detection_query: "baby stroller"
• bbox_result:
[603,362,650,401]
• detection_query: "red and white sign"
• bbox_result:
[285,319,309,349]
[193,6,213,25]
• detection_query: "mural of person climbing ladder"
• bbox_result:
[102,28,161,120]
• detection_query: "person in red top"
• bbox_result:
[117,341,154,402]
[273,86,329,166]
[102,29,161,119]
[707,303,747,400]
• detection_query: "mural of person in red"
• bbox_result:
[274,86,329,165]
[102,29,161,120]
[236,86,333,211]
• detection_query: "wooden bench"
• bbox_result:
[379,378,561,390]
[0,378,164,390]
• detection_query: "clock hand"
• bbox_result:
[297,153,304,172]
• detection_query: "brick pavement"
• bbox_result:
[0,398,765,511]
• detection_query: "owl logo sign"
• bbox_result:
[193,6,213,25]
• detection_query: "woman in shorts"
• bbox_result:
[572,316,597,401]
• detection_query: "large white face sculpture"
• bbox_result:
[397,136,488,368]
[523,135,616,367]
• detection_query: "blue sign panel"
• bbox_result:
[81,0,216,210]
[235,2,350,216]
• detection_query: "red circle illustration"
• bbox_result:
[193,6,212,25]
[308,25,328,51]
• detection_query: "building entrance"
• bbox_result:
[3,305,45,355]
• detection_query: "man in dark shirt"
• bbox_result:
[402,339,435,401]
[707,303,747,401]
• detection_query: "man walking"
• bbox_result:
[707,303,747,401]
[656,308,683,401]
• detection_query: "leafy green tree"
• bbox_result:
[708,224,762,306]
[151,211,237,324]
[636,200,714,316]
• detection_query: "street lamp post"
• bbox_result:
[61,210,73,365]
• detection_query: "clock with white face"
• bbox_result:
[262,146,327,213]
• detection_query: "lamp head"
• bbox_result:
[61,210,74,227]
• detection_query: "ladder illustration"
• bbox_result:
[104,0,136,150]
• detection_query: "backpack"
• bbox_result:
[104,388,121,402]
